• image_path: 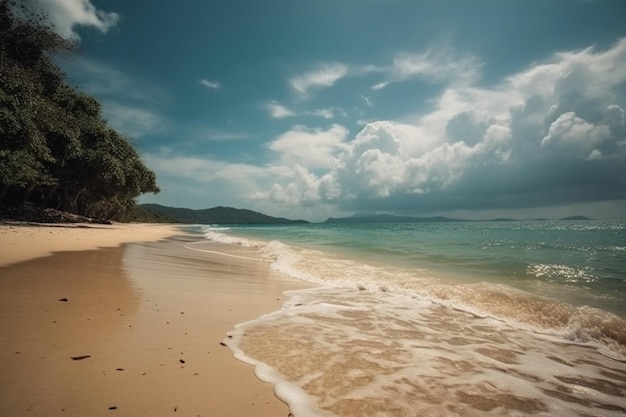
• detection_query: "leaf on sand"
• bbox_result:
[71,355,91,360]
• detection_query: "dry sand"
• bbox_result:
[0,223,310,416]
[0,222,177,267]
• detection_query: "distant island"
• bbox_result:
[323,213,593,224]
[324,213,465,223]
[559,215,593,221]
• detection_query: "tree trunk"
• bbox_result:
[42,183,60,208]
[0,184,9,203]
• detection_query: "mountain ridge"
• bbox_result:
[138,204,309,224]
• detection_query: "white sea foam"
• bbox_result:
[226,287,626,416]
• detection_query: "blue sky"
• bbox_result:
[34,0,626,221]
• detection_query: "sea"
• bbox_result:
[186,220,626,417]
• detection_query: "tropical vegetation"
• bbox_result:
[0,0,160,221]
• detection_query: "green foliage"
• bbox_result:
[0,0,160,221]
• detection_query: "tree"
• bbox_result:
[0,0,160,221]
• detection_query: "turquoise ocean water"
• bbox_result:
[187,220,626,416]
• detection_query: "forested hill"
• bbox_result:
[140,204,309,225]
[0,1,160,222]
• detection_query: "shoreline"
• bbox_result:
[0,223,311,416]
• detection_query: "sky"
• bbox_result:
[31,0,626,222]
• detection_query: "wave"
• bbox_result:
[201,226,626,361]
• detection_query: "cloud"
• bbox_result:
[146,125,348,203]
[262,166,331,206]
[371,46,482,91]
[310,108,346,119]
[290,63,349,99]
[265,101,296,119]
[259,38,626,216]
[200,79,221,91]
[397,49,480,84]
[371,81,389,91]
[310,109,335,119]
[540,112,611,159]
[268,124,349,169]
[142,150,279,204]
[265,102,346,120]
[360,95,374,107]
[33,0,119,39]
[142,149,336,219]
[193,127,249,142]
[143,149,342,221]
[145,151,263,185]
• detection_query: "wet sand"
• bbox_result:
[0,224,309,416]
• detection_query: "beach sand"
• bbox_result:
[0,222,178,267]
[0,223,309,416]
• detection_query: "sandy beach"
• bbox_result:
[0,223,309,416]
[0,222,178,267]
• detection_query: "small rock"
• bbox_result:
[59,298,68,302]
[71,355,91,361]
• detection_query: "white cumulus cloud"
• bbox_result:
[541,112,611,159]
[268,124,349,169]
[259,38,626,214]
[33,0,119,39]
